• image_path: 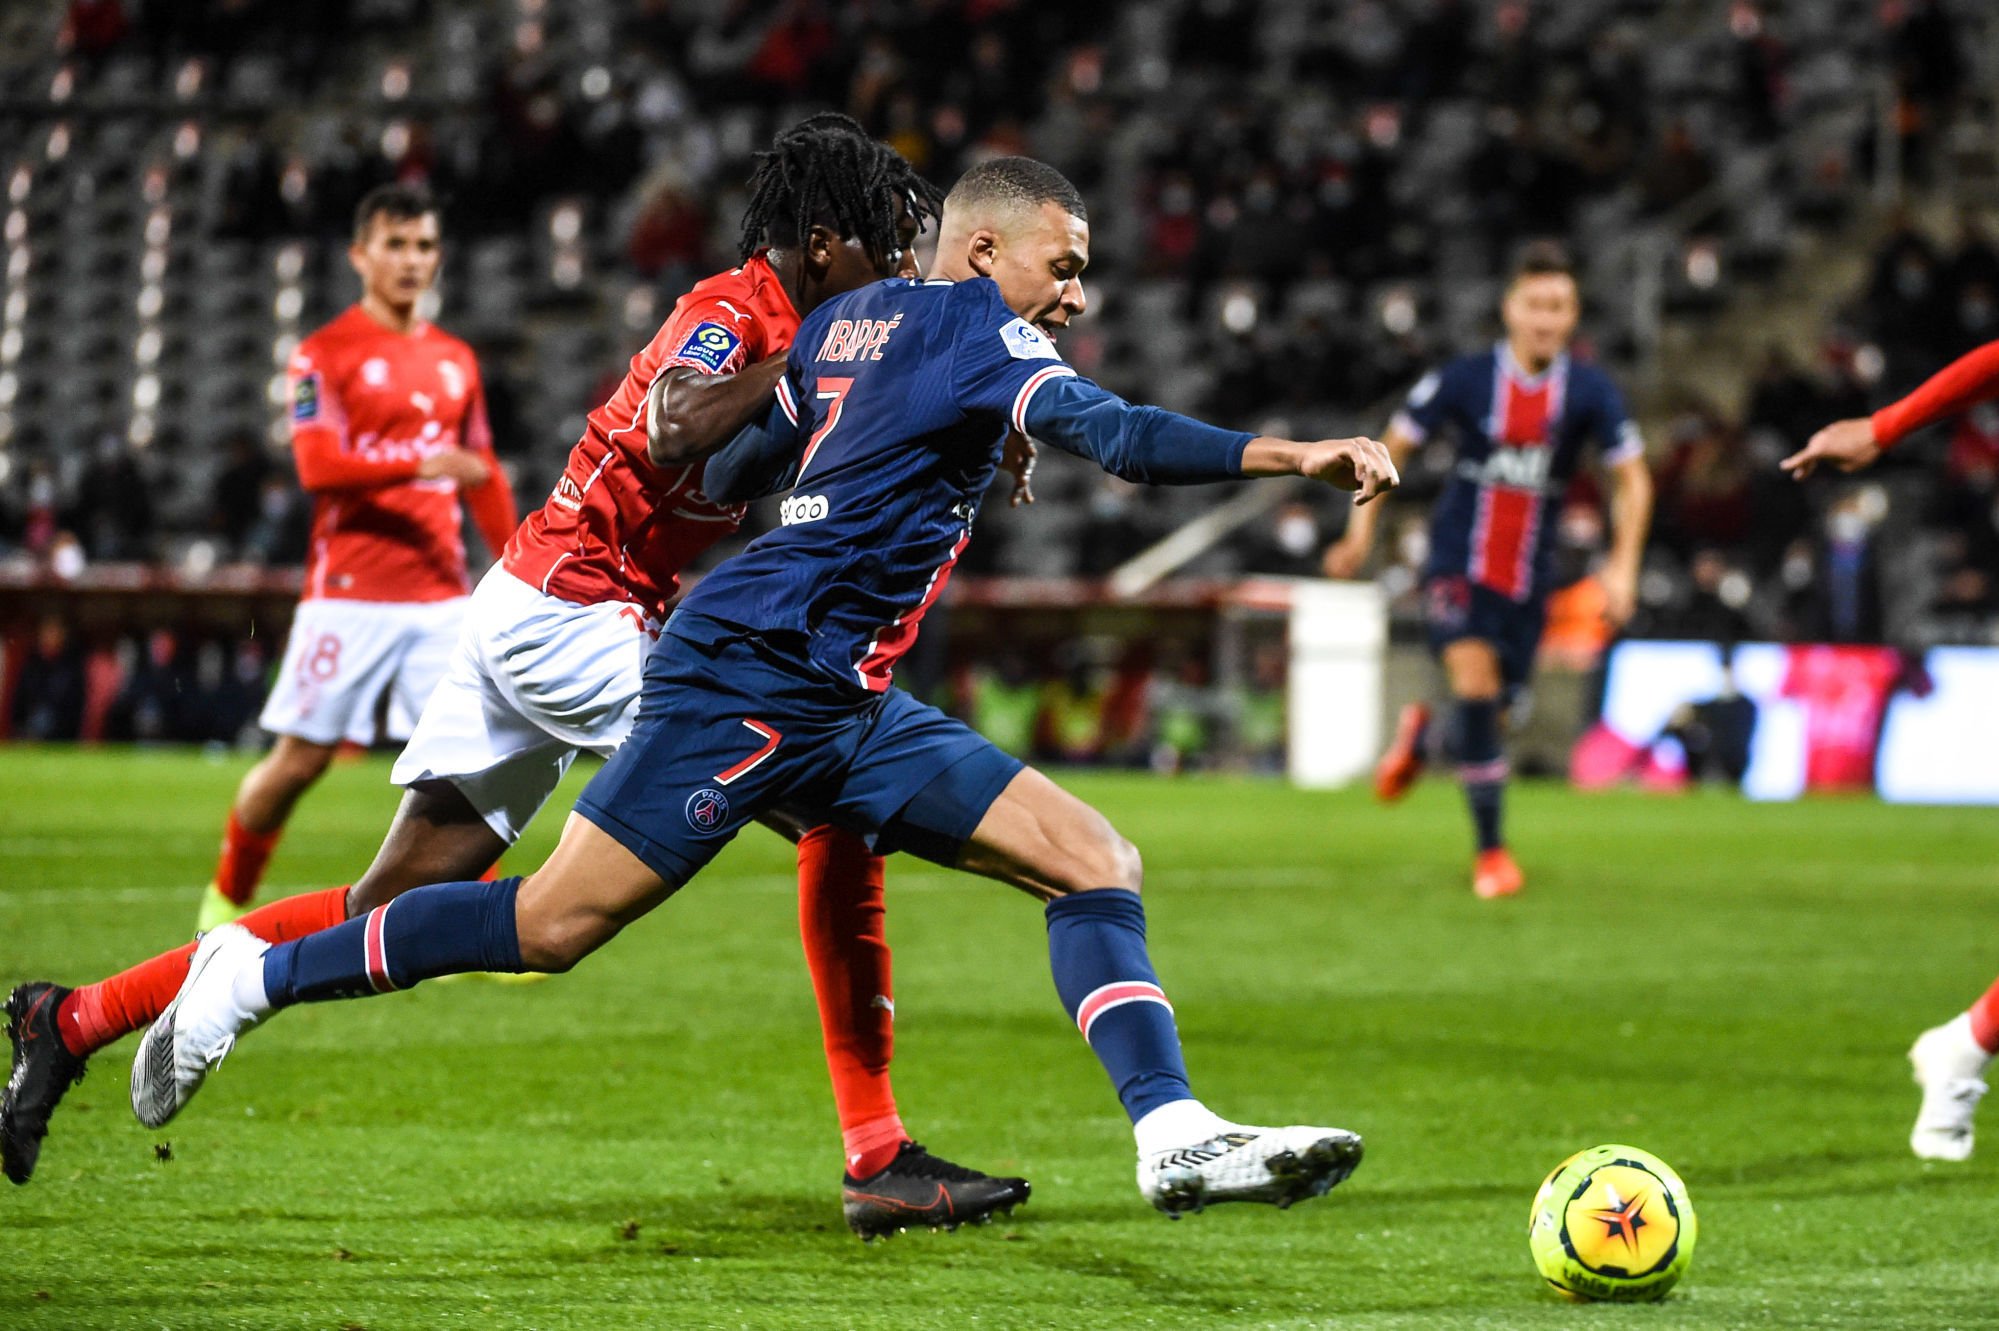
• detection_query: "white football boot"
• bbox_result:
[1909,1014,1990,1163]
[1138,1123,1364,1215]
[131,925,272,1129]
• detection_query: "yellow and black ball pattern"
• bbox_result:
[1527,1144,1697,1302]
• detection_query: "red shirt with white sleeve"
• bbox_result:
[287,305,517,602]
[504,253,800,619]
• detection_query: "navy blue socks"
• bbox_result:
[1445,699,1507,851]
[1045,888,1193,1124]
[262,876,525,1007]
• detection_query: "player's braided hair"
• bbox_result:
[736,113,943,263]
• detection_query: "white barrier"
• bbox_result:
[1285,579,1388,788]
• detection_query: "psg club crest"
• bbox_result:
[685,787,730,835]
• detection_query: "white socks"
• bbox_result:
[227,937,273,1024]
[1133,1098,1231,1157]
[1940,1012,1994,1076]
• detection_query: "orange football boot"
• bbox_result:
[1373,702,1431,802]
[1473,847,1524,899]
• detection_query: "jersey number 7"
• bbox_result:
[798,377,853,482]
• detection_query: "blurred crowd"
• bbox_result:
[1641,208,1999,650]
[4,0,1997,755]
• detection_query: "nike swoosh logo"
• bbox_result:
[841,1184,953,1217]
[19,990,52,1043]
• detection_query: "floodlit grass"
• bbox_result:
[3,746,1996,1328]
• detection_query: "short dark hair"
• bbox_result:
[353,183,439,242]
[1509,240,1574,285]
[943,156,1087,223]
[737,112,944,263]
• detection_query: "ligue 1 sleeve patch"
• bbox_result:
[673,321,745,374]
[292,372,322,423]
[1407,369,1441,407]
[999,318,1062,361]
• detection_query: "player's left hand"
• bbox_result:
[1780,417,1882,480]
[1598,561,1639,628]
[1001,430,1037,507]
[1299,437,1399,505]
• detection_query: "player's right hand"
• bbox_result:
[419,450,494,486]
[1000,430,1037,507]
[1300,436,1399,505]
[1780,418,1882,480]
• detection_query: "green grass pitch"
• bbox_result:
[3,746,1997,1329]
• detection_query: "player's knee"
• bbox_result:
[512,900,605,972]
[515,919,588,973]
[1109,832,1143,890]
[1050,827,1142,895]
[1452,678,1502,703]
[1445,657,1503,702]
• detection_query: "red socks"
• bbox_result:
[1970,975,1999,1054]
[214,809,284,906]
[57,885,351,1058]
[796,826,906,1177]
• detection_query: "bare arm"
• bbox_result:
[1321,420,1421,578]
[645,354,791,467]
[1240,435,1399,500]
[1599,451,1653,627]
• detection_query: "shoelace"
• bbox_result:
[1155,1132,1259,1170]
[881,1143,985,1183]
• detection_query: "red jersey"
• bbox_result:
[288,306,515,603]
[504,254,800,618]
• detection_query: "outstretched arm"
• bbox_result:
[1019,375,1397,498]
[1783,339,1999,478]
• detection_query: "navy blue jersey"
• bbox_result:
[1395,344,1642,602]
[677,275,1253,694]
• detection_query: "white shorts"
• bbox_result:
[259,596,468,747]
[389,567,655,842]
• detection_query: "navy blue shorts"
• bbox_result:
[574,630,1023,887]
[1423,575,1548,695]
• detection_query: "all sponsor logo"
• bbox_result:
[779,493,830,526]
[1474,445,1554,490]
